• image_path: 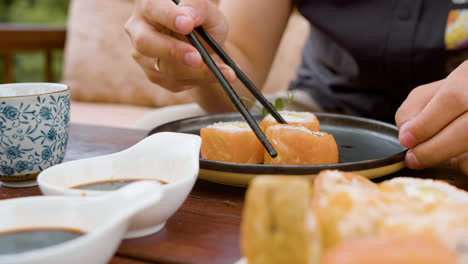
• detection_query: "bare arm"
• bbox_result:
[125,0,293,112]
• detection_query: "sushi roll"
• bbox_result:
[200,121,264,164]
[241,176,320,264]
[260,110,320,133]
[264,124,338,165]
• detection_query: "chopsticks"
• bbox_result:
[171,0,287,158]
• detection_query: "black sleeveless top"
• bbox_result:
[291,0,468,122]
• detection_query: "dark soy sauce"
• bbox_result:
[0,227,84,254]
[71,178,167,191]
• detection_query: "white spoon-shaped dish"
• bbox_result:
[38,132,201,238]
[0,181,163,264]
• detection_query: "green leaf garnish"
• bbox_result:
[274,98,285,110]
[287,89,295,105]
[262,107,269,118]
[240,89,296,118]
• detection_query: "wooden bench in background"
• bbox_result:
[0,23,155,129]
[0,24,66,83]
[0,14,309,129]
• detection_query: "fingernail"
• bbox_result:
[175,15,192,32]
[399,122,417,148]
[406,150,422,169]
[221,66,237,82]
[180,6,198,21]
[184,51,202,67]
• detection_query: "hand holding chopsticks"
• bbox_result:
[171,0,287,158]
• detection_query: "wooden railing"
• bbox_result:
[0,24,66,83]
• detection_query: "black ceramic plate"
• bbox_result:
[148,112,407,186]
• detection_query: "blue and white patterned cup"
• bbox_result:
[0,83,70,187]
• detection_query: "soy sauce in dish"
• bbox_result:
[0,227,84,254]
[71,178,167,191]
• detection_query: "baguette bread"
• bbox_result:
[241,170,468,264]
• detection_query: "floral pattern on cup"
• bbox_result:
[0,94,70,177]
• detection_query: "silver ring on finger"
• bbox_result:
[154,58,161,72]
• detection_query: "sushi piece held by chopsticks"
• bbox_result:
[264,124,338,165]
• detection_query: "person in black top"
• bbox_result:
[125,0,468,175]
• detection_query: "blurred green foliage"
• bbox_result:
[0,0,70,83]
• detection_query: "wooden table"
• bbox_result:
[0,124,466,264]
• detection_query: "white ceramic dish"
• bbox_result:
[235,258,247,264]
[0,181,163,264]
[38,132,202,238]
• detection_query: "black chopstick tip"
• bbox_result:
[178,10,282,158]
[266,149,277,158]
